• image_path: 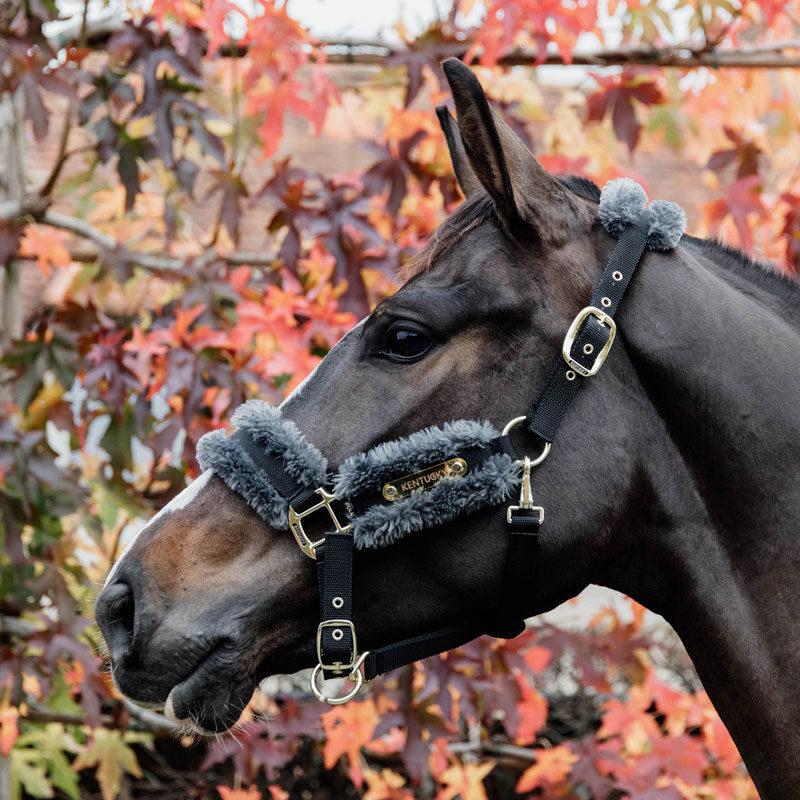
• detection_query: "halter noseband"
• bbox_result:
[197,178,686,704]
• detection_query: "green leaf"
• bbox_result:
[72,728,145,800]
[10,747,54,800]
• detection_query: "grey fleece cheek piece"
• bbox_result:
[335,420,519,549]
[196,401,328,529]
[598,177,686,251]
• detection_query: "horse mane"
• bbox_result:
[400,193,497,281]
[401,174,800,312]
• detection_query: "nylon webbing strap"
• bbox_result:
[231,430,305,500]
[316,532,356,678]
[363,616,525,681]
[526,212,650,443]
[502,509,541,616]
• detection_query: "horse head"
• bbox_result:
[95,60,678,734]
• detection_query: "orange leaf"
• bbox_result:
[515,745,578,793]
[321,699,379,788]
[523,646,552,672]
[436,761,495,800]
[363,768,414,800]
[19,225,72,278]
[0,706,19,757]
[514,675,548,744]
[217,787,261,800]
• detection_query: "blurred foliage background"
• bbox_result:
[2,0,799,796]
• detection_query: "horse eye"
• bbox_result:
[380,324,432,363]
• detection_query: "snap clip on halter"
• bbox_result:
[506,456,545,525]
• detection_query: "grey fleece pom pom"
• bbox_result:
[598,177,686,250]
[598,177,648,239]
[647,199,687,251]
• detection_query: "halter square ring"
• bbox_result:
[562,306,617,377]
[288,487,352,560]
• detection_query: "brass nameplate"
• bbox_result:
[382,458,468,502]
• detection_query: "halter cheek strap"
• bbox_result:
[197,180,686,705]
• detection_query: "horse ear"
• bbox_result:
[435,105,482,198]
[441,58,582,237]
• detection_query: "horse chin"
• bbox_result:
[154,643,259,735]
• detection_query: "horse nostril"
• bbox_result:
[95,582,136,662]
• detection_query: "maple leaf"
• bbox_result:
[515,745,578,793]
[472,0,599,65]
[436,760,495,800]
[0,706,19,757]
[72,729,145,800]
[514,674,548,744]
[363,768,415,800]
[19,225,72,278]
[598,688,660,754]
[321,699,379,788]
[587,68,665,153]
[217,786,262,800]
[703,175,767,251]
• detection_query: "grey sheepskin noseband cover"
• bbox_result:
[196,402,518,550]
[598,177,686,250]
[335,420,518,549]
[197,400,327,529]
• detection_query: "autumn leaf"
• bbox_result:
[514,675,548,744]
[321,699,379,788]
[72,729,146,800]
[0,705,19,757]
[363,768,415,800]
[436,760,495,800]
[218,786,262,800]
[586,69,665,153]
[19,225,72,278]
[515,745,578,793]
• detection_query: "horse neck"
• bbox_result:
[619,244,800,797]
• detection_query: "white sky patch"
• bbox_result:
[103,469,214,586]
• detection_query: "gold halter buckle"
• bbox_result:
[288,487,352,560]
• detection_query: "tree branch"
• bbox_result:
[0,615,40,638]
[316,38,800,69]
[24,700,177,735]
[0,200,280,272]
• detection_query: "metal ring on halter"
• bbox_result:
[310,651,370,705]
[501,416,552,467]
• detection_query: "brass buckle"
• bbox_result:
[316,619,358,672]
[288,487,352,560]
[562,306,617,377]
[310,651,370,705]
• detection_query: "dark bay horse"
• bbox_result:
[95,59,800,796]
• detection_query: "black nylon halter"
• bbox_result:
[233,211,652,702]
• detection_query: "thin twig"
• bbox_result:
[0,615,40,638]
[24,701,177,735]
[38,110,74,198]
